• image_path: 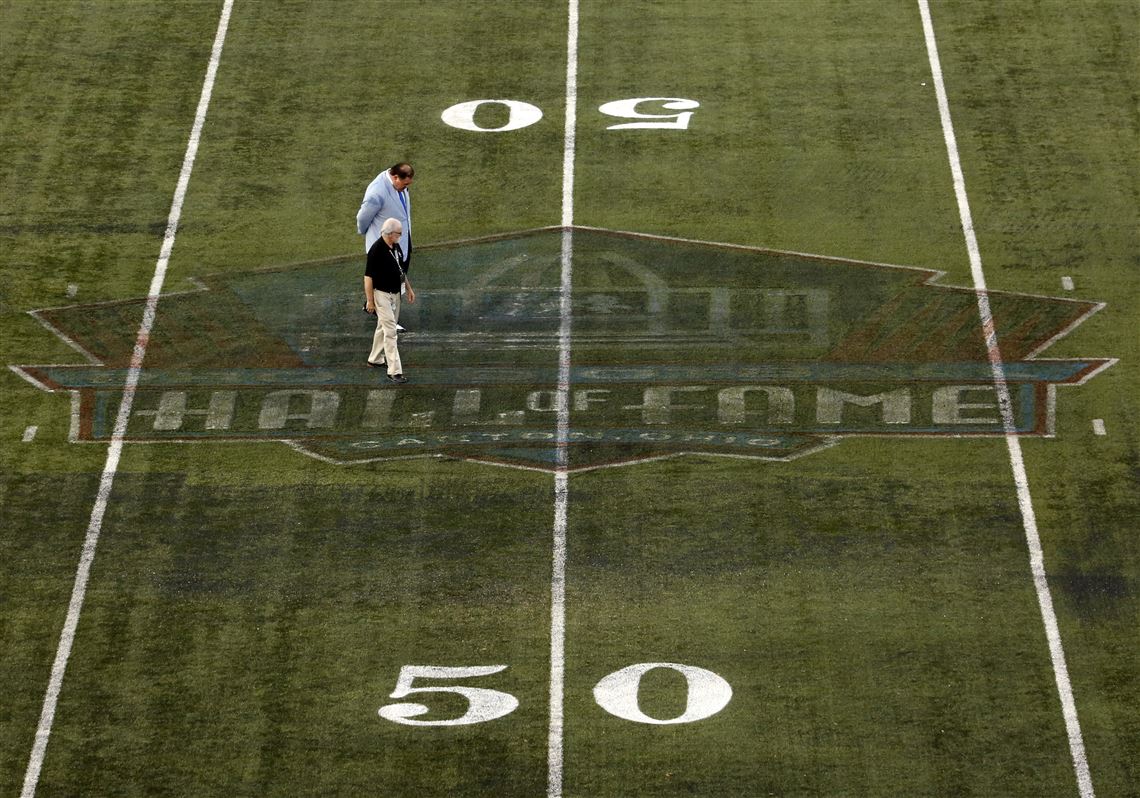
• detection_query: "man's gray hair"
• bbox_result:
[380,217,403,236]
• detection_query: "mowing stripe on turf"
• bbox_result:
[20,3,235,795]
[548,2,578,796]
[917,3,1095,796]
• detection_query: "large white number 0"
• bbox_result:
[593,662,732,725]
[378,665,520,726]
[598,97,700,130]
[440,100,544,132]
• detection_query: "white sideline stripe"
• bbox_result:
[548,2,577,796]
[20,3,235,796]
[1092,419,1106,436]
[23,425,38,443]
[917,4,1094,797]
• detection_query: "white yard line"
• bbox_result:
[917,3,1095,796]
[548,2,578,796]
[20,3,235,796]
[548,469,569,798]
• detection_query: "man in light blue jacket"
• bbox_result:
[357,162,414,327]
[357,162,413,267]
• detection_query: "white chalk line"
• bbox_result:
[547,2,577,796]
[20,2,235,796]
[917,3,1094,796]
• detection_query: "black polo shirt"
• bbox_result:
[365,239,406,294]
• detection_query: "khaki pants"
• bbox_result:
[368,290,402,375]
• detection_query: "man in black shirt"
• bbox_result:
[364,218,416,383]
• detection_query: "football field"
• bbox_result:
[1,1,1137,796]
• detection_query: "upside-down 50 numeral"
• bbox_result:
[440,97,700,132]
[378,662,732,727]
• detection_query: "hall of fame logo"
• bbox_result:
[10,228,1115,472]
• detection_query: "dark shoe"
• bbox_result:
[387,373,408,384]
[366,359,385,368]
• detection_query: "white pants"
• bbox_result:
[368,290,402,375]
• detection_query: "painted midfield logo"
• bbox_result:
[12,228,1114,472]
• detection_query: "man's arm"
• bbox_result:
[357,192,383,235]
[363,275,375,311]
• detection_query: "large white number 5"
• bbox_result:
[598,97,699,130]
[378,665,519,726]
[593,662,732,724]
